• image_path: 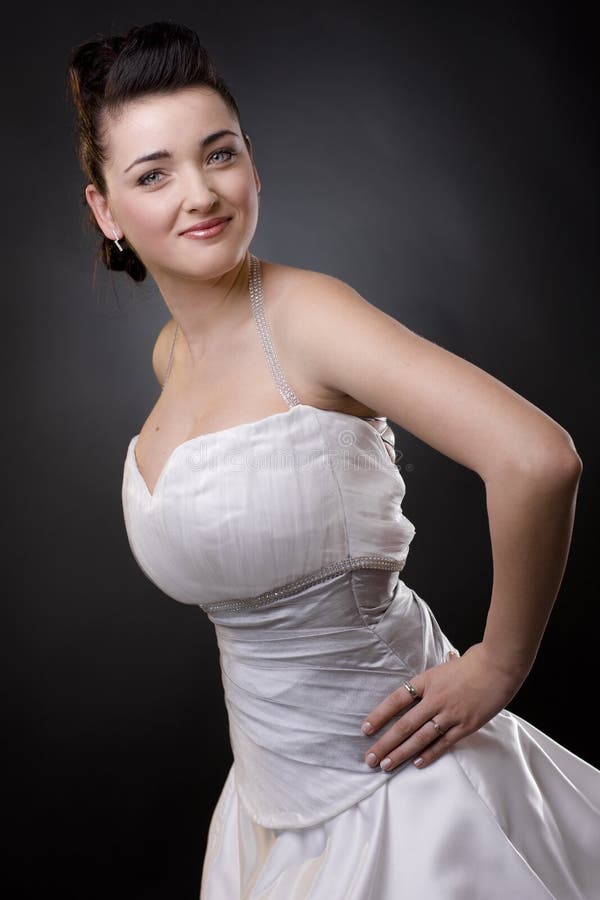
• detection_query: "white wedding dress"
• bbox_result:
[122,253,600,899]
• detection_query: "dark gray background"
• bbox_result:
[8,2,598,897]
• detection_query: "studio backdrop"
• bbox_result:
[7,3,597,898]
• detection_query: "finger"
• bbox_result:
[413,724,463,769]
[364,708,440,766]
[375,719,455,772]
[361,678,423,735]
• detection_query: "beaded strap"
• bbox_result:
[203,554,404,613]
[249,253,302,408]
[162,258,299,406]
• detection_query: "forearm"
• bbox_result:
[480,448,582,679]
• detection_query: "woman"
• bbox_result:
[67,20,600,899]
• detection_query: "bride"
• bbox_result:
[67,18,600,900]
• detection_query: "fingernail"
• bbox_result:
[366,753,378,766]
[361,721,374,735]
[380,757,392,770]
[414,757,423,767]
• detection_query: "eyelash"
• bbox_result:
[137,148,238,187]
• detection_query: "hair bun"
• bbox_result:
[102,235,146,283]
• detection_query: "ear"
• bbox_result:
[85,183,122,240]
[243,133,261,196]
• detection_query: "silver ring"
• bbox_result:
[430,717,445,737]
[403,681,419,699]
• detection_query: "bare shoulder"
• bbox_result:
[151,316,178,387]
[263,258,577,480]
[265,259,414,416]
[262,259,382,417]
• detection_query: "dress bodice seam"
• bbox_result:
[305,402,352,565]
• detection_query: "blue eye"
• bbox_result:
[209,148,237,164]
[137,148,237,187]
[138,170,164,187]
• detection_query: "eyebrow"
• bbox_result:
[123,129,240,174]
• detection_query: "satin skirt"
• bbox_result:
[199,710,600,900]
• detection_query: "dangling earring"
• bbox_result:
[112,228,124,252]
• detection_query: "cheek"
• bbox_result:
[228,166,258,203]
[120,194,171,236]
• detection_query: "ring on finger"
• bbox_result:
[430,717,445,737]
[403,680,420,699]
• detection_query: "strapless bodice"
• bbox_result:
[122,403,416,611]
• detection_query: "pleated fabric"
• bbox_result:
[200,711,600,900]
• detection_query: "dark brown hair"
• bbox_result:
[66,20,246,283]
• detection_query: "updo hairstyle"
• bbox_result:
[66,20,246,282]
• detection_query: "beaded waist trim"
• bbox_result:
[202,554,404,613]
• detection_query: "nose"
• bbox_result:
[180,164,219,211]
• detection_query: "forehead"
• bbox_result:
[104,87,236,159]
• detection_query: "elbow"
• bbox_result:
[485,433,582,486]
[557,445,583,481]
[548,429,583,479]
[524,434,583,482]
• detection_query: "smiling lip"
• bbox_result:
[180,217,231,236]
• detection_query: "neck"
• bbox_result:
[152,250,252,365]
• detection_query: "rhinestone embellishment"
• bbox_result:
[202,554,404,613]
[249,253,302,408]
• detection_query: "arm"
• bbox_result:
[481,455,581,682]
[364,456,581,772]
[281,270,582,768]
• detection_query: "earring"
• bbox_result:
[112,228,124,252]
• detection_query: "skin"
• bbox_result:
[86,86,262,350]
[85,85,583,774]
